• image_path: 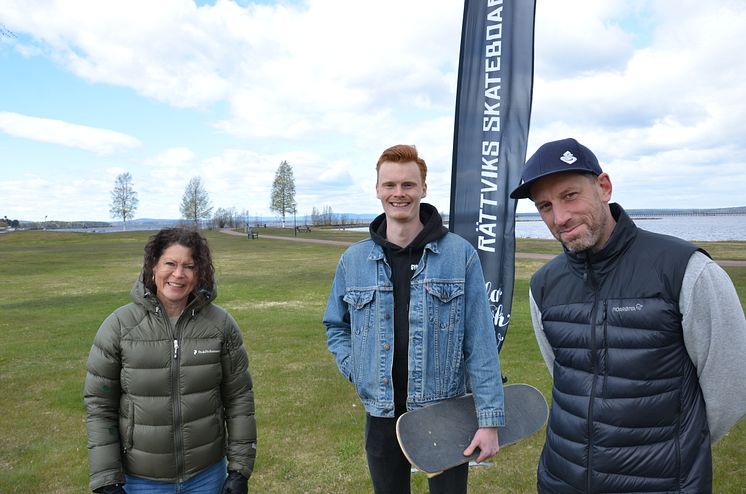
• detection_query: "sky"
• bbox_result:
[1,0,745,223]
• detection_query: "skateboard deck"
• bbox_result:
[396,383,548,477]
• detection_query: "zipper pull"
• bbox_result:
[173,339,179,359]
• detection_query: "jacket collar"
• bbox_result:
[367,203,447,261]
[367,234,442,262]
[565,203,637,278]
[131,272,216,317]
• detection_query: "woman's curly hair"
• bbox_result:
[142,227,215,298]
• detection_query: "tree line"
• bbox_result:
[5,160,361,231]
[108,160,352,230]
[0,216,20,228]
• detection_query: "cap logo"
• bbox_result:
[560,151,577,164]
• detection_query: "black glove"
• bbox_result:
[221,471,248,494]
[93,484,126,494]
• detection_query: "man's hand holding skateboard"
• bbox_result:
[464,427,499,463]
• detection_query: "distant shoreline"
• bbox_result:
[517,207,746,220]
[7,208,746,233]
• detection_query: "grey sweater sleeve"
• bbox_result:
[680,251,746,443]
[529,288,555,376]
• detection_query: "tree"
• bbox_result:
[109,172,139,230]
[180,176,213,228]
[211,207,239,229]
[212,207,228,229]
[322,205,335,225]
[225,207,239,228]
[269,160,296,228]
[240,209,250,228]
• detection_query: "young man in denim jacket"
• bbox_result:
[323,144,505,494]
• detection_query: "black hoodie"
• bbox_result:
[369,203,449,414]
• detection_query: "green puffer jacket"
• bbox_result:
[84,275,256,491]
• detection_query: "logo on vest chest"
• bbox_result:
[612,303,644,313]
[194,349,220,355]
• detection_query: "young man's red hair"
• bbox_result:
[375,144,427,184]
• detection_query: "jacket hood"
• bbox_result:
[130,272,217,315]
[369,202,448,251]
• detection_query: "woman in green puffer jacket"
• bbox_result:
[85,228,256,494]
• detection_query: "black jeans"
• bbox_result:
[365,414,468,494]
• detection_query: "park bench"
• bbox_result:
[247,228,259,239]
[295,225,312,233]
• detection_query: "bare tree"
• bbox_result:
[180,177,213,228]
[269,160,296,228]
[226,207,239,228]
[322,205,336,226]
[212,207,239,229]
[109,172,139,230]
[240,209,250,228]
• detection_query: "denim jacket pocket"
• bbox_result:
[425,281,465,330]
[424,281,466,395]
[342,289,376,389]
[343,289,375,310]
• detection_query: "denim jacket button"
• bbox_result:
[385,313,391,320]
[383,343,390,351]
[383,377,389,385]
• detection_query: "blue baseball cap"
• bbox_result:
[510,138,603,199]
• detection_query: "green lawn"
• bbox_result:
[0,230,744,493]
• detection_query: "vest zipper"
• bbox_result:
[585,257,599,494]
[172,318,185,482]
[158,306,185,483]
[602,300,609,397]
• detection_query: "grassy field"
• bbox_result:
[0,230,744,493]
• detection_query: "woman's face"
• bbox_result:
[153,243,198,313]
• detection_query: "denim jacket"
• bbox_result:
[323,232,505,427]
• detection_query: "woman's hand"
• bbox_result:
[221,471,248,494]
[93,484,126,494]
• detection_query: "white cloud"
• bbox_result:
[1,0,745,221]
[186,148,374,216]
[147,147,197,166]
[534,1,640,78]
[524,0,746,210]
[0,175,111,221]
[0,112,141,154]
[2,0,460,141]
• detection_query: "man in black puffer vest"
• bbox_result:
[510,138,746,493]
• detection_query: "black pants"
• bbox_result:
[365,414,468,494]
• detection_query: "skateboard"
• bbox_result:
[396,383,548,477]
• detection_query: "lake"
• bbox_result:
[516,215,746,241]
[50,214,745,241]
[347,215,746,241]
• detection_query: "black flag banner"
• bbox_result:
[449,0,536,353]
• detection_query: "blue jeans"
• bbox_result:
[124,459,226,494]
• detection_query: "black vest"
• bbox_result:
[532,204,711,493]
